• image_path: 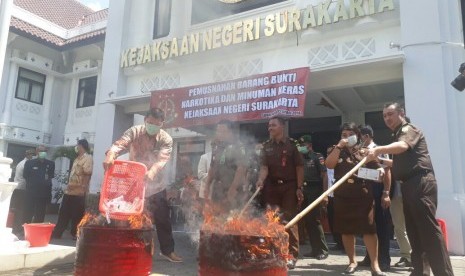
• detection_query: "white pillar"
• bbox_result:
[42,76,54,135]
[0,0,13,81]
[90,0,131,193]
[2,62,18,125]
[399,0,465,254]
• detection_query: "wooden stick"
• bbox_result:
[285,157,367,230]
[239,187,262,217]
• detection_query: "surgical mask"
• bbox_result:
[347,135,358,147]
[145,122,161,135]
[74,146,79,153]
[38,152,47,159]
[298,146,309,154]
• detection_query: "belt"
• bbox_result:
[398,169,432,183]
[272,179,295,185]
[303,180,322,186]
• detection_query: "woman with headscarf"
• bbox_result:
[325,123,386,276]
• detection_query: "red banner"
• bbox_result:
[151,67,310,128]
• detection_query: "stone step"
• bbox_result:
[0,244,75,272]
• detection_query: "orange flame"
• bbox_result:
[201,204,289,258]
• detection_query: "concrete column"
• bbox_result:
[2,62,18,125]
[399,0,465,254]
[0,0,13,82]
[42,76,54,135]
[89,0,131,193]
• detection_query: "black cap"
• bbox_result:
[360,125,374,138]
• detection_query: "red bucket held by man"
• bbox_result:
[99,160,147,221]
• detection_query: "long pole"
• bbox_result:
[239,187,262,217]
[285,157,367,230]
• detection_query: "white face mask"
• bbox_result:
[347,135,358,147]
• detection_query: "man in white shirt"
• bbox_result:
[10,149,35,234]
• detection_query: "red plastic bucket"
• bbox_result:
[23,223,55,247]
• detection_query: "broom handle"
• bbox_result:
[239,187,262,217]
[285,157,367,230]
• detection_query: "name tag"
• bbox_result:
[33,167,38,170]
[358,167,381,182]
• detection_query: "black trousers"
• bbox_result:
[53,194,85,237]
[401,172,454,276]
[9,189,27,234]
[303,184,329,255]
[327,196,343,248]
[148,190,175,255]
[23,192,48,223]
[363,183,392,267]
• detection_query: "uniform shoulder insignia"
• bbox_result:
[401,125,410,132]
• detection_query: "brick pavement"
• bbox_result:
[3,230,465,276]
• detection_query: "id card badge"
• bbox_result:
[357,167,381,182]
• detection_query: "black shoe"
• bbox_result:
[395,257,412,268]
[380,263,391,272]
[286,259,297,270]
[358,258,371,267]
[371,270,387,276]
[343,264,357,274]
[315,253,328,260]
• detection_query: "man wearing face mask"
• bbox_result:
[52,139,93,239]
[298,135,329,260]
[23,145,55,223]
[103,107,182,263]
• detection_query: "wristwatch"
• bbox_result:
[382,190,390,196]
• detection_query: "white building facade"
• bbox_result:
[1,0,465,254]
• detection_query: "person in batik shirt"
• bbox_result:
[103,107,182,263]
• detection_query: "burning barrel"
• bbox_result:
[199,230,287,275]
[74,226,153,276]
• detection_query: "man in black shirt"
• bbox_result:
[23,145,55,223]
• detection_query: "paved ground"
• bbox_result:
[4,214,465,275]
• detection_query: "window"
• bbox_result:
[153,0,172,39]
[76,76,97,108]
[15,68,46,104]
[191,0,286,25]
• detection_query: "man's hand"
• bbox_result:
[256,179,264,190]
[366,148,379,162]
[381,194,391,209]
[145,169,157,182]
[321,196,329,207]
[103,153,115,171]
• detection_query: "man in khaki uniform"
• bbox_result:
[256,116,304,269]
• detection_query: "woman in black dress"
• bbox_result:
[325,123,386,276]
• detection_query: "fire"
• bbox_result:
[201,204,289,258]
[128,213,152,229]
[76,211,153,237]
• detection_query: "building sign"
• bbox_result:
[151,67,310,127]
[121,0,395,68]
